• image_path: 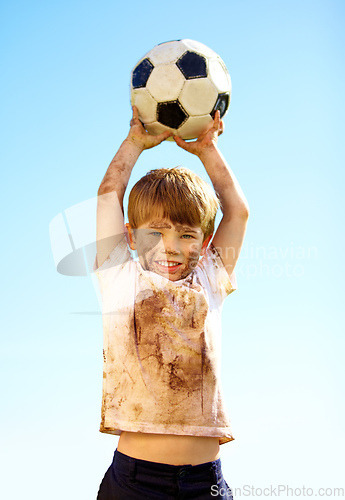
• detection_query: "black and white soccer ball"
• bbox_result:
[130,39,231,140]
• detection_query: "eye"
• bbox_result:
[181,234,194,239]
[150,231,162,237]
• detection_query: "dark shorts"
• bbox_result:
[97,449,233,499]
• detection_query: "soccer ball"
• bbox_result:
[130,39,231,140]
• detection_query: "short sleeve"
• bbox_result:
[93,236,134,307]
[197,243,237,304]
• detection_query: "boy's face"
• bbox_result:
[126,217,211,281]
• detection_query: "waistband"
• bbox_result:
[114,449,221,476]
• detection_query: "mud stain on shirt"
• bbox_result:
[133,285,214,421]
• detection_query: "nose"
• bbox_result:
[162,236,180,255]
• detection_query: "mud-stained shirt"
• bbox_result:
[93,236,237,445]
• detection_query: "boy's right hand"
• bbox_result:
[126,106,172,151]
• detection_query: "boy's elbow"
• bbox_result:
[242,202,250,220]
[222,203,249,224]
[232,201,250,220]
[222,195,250,221]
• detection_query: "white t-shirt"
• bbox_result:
[94,236,237,444]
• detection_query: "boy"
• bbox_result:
[94,106,249,499]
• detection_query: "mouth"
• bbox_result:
[155,260,183,272]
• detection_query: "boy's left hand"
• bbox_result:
[173,110,224,158]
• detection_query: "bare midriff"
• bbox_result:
[117,431,220,465]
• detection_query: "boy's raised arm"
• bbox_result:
[174,111,249,277]
[96,107,171,268]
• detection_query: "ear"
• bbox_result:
[125,223,136,250]
[200,234,212,256]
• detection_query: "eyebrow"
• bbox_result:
[147,222,200,233]
[147,222,172,229]
[178,227,199,233]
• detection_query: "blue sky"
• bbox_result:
[1,0,344,498]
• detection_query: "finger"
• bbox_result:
[201,113,219,136]
[132,105,139,119]
[174,135,194,152]
[218,120,224,136]
[173,135,186,148]
[130,108,144,130]
[130,106,140,126]
[213,109,221,129]
[153,130,173,144]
